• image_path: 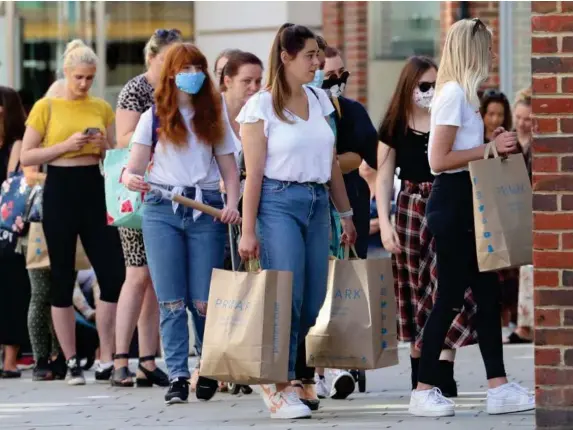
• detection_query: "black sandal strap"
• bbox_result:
[301,379,315,385]
[111,366,132,382]
[138,355,155,363]
[291,381,304,389]
[113,353,130,360]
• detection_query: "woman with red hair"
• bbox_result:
[123,42,241,405]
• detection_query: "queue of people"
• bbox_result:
[0,17,534,421]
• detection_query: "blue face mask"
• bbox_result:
[175,71,206,95]
[310,70,325,88]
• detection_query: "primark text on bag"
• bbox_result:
[306,249,398,370]
[468,142,533,272]
[200,265,292,385]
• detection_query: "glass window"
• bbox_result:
[370,1,441,60]
[12,1,193,109]
[511,1,532,102]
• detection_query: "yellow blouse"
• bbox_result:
[26,96,114,159]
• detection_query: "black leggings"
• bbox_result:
[43,165,125,307]
[417,172,506,386]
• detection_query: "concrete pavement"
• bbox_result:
[0,344,535,430]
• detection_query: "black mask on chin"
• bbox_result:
[321,71,350,97]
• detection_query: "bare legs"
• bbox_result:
[113,266,160,381]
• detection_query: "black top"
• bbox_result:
[380,127,434,183]
[0,142,13,184]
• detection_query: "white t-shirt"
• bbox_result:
[236,86,335,184]
[428,81,484,175]
[132,105,236,188]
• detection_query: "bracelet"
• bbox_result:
[338,208,354,218]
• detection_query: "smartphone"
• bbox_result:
[84,127,100,136]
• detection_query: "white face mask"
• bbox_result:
[413,87,434,109]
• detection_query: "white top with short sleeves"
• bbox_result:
[236,86,335,184]
[428,81,484,175]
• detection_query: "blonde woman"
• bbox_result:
[21,40,125,386]
[410,19,534,417]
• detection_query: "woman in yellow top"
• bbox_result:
[20,39,125,386]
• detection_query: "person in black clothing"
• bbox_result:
[311,38,378,401]
[321,45,378,259]
[376,56,479,397]
[0,86,32,378]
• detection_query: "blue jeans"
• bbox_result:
[142,187,226,380]
[257,178,330,380]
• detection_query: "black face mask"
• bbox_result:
[321,71,350,97]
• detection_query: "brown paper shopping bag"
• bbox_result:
[468,142,533,272]
[26,222,91,270]
[199,265,293,385]
[306,248,398,370]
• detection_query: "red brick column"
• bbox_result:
[321,1,368,105]
[531,1,573,428]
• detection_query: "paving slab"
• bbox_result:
[0,344,535,430]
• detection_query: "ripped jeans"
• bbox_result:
[142,187,226,380]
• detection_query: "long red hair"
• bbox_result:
[155,42,224,147]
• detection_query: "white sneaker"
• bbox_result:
[409,387,455,417]
[487,382,535,415]
[315,374,329,399]
[260,384,312,419]
[330,370,355,400]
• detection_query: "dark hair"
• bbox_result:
[325,46,341,59]
[480,89,512,132]
[267,23,316,122]
[219,51,264,91]
[214,49,242,73]
[379,56,437,143]
[0,86,27,151]
[316,35,328,51]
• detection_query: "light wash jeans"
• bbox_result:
[142,187,226,380]
[257,178,330,380]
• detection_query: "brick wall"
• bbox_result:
[321,1,368,104]
[531,1,573,428]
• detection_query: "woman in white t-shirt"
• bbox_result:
[409,19,534,418]
[237,23,357,420]
[122,42,240,405]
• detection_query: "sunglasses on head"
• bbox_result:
[471,18,486,37]
[418,81,436,93]
[154,28,181,42]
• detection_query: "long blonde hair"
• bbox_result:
[436,19,492,108]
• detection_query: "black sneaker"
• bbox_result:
[165,378,189,405]
[196,376,218,401]
[33,357,54,381]
[95,364,113,383]
[66,356,86,386]
[51,354,67,380]
[330,370,355,400]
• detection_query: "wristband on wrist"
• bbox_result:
[339,208,354,218]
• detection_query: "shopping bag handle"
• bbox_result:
[483,141,500,160]
[343,243,360,260]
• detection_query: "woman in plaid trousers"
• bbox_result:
[376,56,478,397]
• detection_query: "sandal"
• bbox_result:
[136,355,169,388]
[110,353,134,387]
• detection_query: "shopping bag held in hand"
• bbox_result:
[26,222,91,270]
[468,142,532,272]
[306,245,399,370]
[200,260,292,385]
[104,106,159,229]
